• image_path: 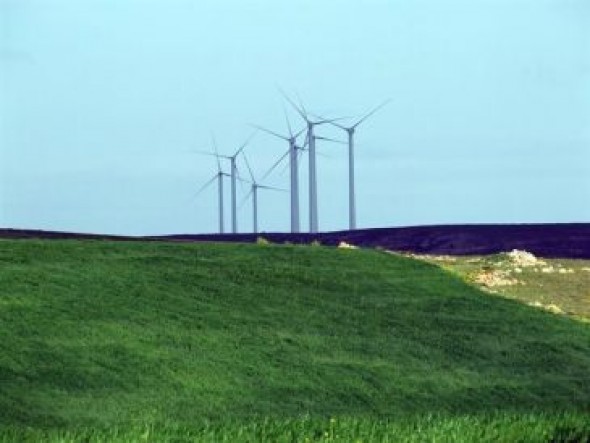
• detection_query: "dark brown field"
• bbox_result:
[2,223,589,258]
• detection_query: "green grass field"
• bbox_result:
[0,239,589,441]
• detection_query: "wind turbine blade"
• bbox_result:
[280,89,307,122]
[279,158,290,177]
[242,152,256,183]
[330,121,348,130]
[236,168,248,194]
[192,174,218,200]
[352,99,392,128]
[315,136,347,145]
[210,133,222,172]
[261,150,289,181]
[259,184,287,192]
[193,149,219,158]
[324,118,347,130]
[310,112,348,130]
[250,124,288,141]
[316,116,349,125]
[298,131,309,149]
[234,132,257,156]
[295,92,309,118]
[331,121,348,130]
[238,188,254,210]
[211,133,219,153]
[283,105,293,137]
[294,127,306,139]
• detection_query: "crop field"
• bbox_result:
[0,239,589,441]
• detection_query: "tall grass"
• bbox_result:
[1,413,589,442]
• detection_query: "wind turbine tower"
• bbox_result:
[230,154,238,233]
[216,162,226,234]
[253,112,305,233]
[283,94,337,234]
[242,153,285,234]
[194,150,229,234]
[212,135,255,234]
[331,100,391,230]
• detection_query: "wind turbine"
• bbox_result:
[193,149,229,234]
[251,110,306,233]
[329,99,391,230]
[241,153,285,234]
[282,93,342,233]
[196,133,255,234]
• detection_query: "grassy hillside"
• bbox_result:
[0,240,589,440]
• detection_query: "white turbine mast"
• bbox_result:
[327,99,391,230]
[218,134,255,234]
[195,133,255,234]
[193,141,230,234]
[251,110,306,233]
[281,92,342,234]
[240,152,286,234]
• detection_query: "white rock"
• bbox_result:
[506,249,539,267]
[545,304,564,314]
[338,241,358,250]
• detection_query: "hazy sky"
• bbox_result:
[1,0,589,235]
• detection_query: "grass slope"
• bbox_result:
[0,240,589,439]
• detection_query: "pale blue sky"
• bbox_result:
[1,0,589,235]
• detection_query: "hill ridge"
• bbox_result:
[2,223,589,258]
